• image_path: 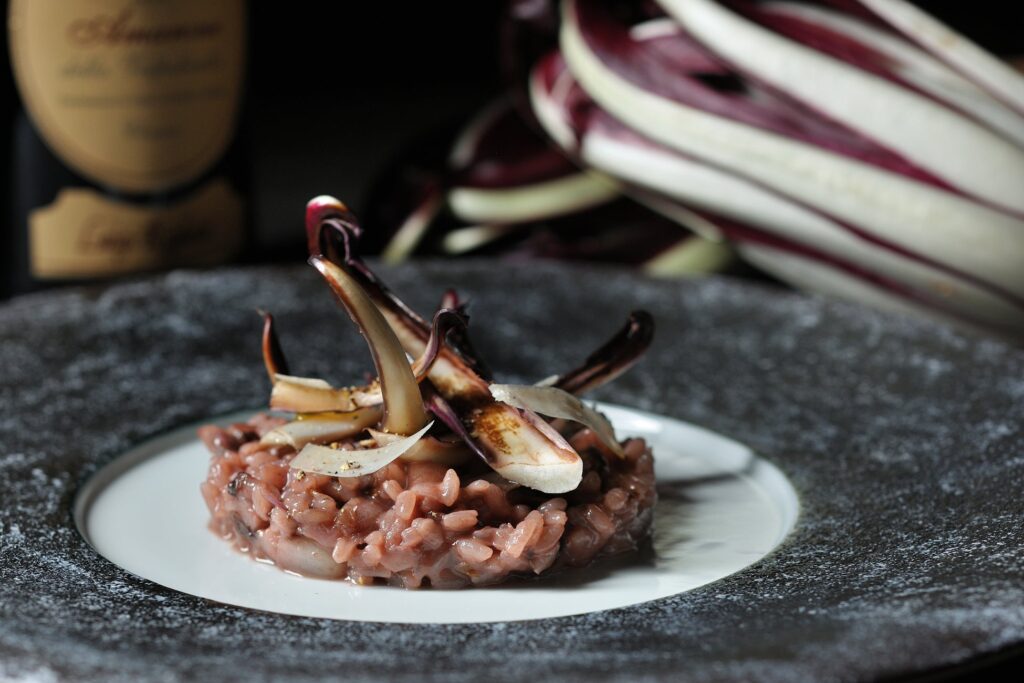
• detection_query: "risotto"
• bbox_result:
[199,195,657,588]
[200,416,655,588]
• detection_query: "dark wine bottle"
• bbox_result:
[4,0,248,298]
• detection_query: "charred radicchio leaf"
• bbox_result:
[270,374,383,414]
[411,308,469,381]
[310,256,430,436]
[260,409,383,449]
[259,310,290,383]
[306,195,586,494]
[552,310,655,395]
[290,422,434,478]
[490,383,624,456]
[258,195,654,488]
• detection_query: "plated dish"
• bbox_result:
[79,403,797,623]
[1,260,1022,682]
[200,197,657,588]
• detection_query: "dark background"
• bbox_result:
[3,1,1022,262]
[243,3,505,257]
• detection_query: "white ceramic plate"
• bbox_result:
[76,403,799,624]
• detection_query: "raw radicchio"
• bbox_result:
[369,0,1024,337]
[539,0,1024,336]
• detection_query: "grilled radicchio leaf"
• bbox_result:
[270,374,383,414]
[257,195,655,490]
[490,383,624,457]
[306,195,587,494]
[310,256,429,436]
[261,410,383,449]
[291,422,434,478]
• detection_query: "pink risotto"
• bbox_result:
[200,415,655,588]
[199,195,657,588]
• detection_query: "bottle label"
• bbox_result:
[8,0,245,193]
[29,181,244,279]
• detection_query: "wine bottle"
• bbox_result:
[5,0,248,298]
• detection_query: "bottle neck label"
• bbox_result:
[9,0,246,193]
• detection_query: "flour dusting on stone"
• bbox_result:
[1,262,1022,682]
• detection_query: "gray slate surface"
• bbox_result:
[1,261,1022,682]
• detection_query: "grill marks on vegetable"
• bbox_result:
[199,196,658,586]
[290,195,648,494]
